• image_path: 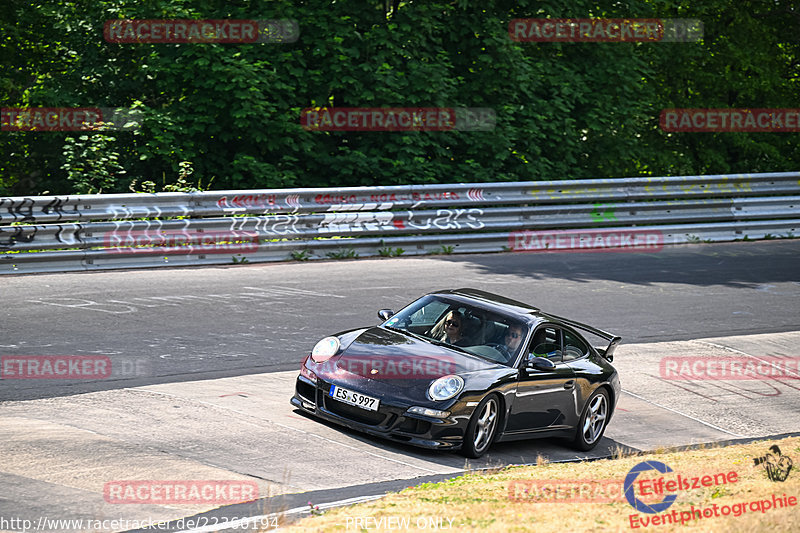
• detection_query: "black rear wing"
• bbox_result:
[541,314,622,362]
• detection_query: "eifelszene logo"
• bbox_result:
[624,461,679,514]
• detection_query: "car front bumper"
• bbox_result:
[291,374,469,451]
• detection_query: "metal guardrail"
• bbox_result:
[2,172,799,274]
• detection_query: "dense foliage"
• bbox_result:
[1,0,798,195]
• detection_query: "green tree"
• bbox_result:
[1,0,798,196]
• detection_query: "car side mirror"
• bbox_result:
[378,309,394,321]
[527,356,556,371]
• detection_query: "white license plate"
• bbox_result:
[329,385,380,412]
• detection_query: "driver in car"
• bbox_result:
[497,323,525,361]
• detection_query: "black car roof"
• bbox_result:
[432,288,540,316]
[431,288,620,344]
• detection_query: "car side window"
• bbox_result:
[527,326,563,364]
[563,329,589,362]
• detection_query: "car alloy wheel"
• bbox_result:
[573,388,609,451]
[462,395,500,458]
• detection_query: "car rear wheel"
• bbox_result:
[572,388,609,451]
[461,394,500,458]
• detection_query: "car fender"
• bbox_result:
[460,369,518,433]
[329,327,370,354]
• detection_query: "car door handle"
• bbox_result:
[564,380,575,390]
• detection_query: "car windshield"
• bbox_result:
[382,295,527,366]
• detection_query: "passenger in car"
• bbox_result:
[441,310,472,347]
[530,328,561,362]
[530,328,557,358]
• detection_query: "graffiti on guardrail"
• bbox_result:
[404,209,484,230]
[1,196,82,224]
[227,214,301,235]
[0,223,84,250]
[0,197,36,223]
[0,226,38,249]
[313,190,461,209]
[319,212,395,233]
[216,193,278,210]
[590,204,617,222]
[315,209,485,233]
[106,203,191,219]
[2,173,799,273]
[40,197,81,220]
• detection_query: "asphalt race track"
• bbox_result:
[1,240,799,531]
[3,240,800,402]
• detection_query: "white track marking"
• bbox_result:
[622,389,744,437]
[174,494,385,533]
[135,388,444,475]
[696,340,800,378]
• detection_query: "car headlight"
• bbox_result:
[300,364,317,383]
[427,375,464,401]
[406,406,450,419]
[311,336,340,362]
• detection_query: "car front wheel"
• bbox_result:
[461,394,500,458]
[572,388,610,451]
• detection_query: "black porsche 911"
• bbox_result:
[291,288,621,458]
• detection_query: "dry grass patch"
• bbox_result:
[282,437,799,532]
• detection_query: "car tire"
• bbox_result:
[461,394,500,458]
[572,388,610,451]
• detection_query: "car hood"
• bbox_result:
[309,326,504,401]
